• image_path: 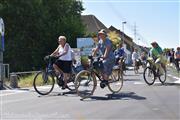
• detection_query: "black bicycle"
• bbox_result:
[143,58,166,85]
[75,56,123,99]
[33,55,78,95]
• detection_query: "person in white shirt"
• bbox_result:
[174,47,180,71]
[132,48,139,65]
[50,36,73,89]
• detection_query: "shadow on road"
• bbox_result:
[124,79,140,81]
[37,90,77,98]
[82,92,146,101]
[153,82,180,87]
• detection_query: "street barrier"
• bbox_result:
[10,73,18,88]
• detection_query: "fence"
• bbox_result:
[9,71,40,88]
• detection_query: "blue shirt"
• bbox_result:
[114,48,125,58]
[97,38,115,61]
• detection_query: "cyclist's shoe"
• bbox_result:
[100,80,109,89]
[57,79,64,86]
[62,85,68,90]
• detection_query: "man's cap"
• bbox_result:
[151,41,157,45]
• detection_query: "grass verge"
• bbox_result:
[18,74,36,88]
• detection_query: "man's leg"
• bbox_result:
[155,58,164,75]
[174,59,179,71]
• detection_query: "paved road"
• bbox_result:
[1,68,180,120]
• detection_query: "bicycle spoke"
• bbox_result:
[33,71,55,95]
[108,69,123,93]
[75,70,96,98]
[143,67,155,85]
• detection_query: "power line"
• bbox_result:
[106,1,151,47]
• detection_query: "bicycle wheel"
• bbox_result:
[134,66,139,74]
[113,65,123,80]
[143,67,155,85]
[75,70,97,99]
[66,73,76,91]
[108,69,123,93]
[33,71,55,95]
[158,68,166,84]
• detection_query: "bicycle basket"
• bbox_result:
[44,55,57,64]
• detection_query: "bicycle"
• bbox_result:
[33,55,78,95]
[116,56,126,78]
[143,57,166,85]
[74,55,123,99]
[134,59,141,74]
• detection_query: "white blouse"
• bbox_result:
[58,43,72,61]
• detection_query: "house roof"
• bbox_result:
[81,15,107,33]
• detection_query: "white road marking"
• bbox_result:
[0,90,28,97]
[134,82,144,85]
[174,79,180,84]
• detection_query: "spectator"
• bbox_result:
[174,47,180,71]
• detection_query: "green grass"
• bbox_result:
[18,73,55,88]
[18,74,35,88]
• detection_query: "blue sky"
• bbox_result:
[81,0,179,49]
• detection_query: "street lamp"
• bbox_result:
[122,21,126,46]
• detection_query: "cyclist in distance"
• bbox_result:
[114,43,126,65]
[50,36,73,89]
[174,47,180,71]
[149,41,165,75]
[92,29,115,88]
[132,48,139,67]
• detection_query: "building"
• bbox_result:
[81,14,150,64]
[81,15,107,34]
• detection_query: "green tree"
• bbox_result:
[0,0,85,72]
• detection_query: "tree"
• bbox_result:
[107,31,121,50]
[0,0,85,72]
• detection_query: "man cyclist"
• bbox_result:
[174,47,180,71]
[149,41,165,76]
[132,48,140,69]
[114,43,126,65]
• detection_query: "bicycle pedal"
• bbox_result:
[100,83,106,88]
[100,81,108,88]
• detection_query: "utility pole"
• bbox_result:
[122,21,126,46]
[0,17,5,90]
[134,22,137,44]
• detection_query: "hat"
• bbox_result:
[98,29,106,35]
[151,41,157,45]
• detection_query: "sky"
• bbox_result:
[81,0,179,49]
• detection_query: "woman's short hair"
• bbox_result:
[59,36,66,42]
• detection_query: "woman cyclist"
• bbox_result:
[50,36,73,89]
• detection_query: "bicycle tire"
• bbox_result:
[108,68,123,93]
[134,66,139,74]
[33,71,55,95]
[66,73,76,91]
[75,70,97,99]
[112,66,121,80]
[143,67,155,85]
[158,68,167,84]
